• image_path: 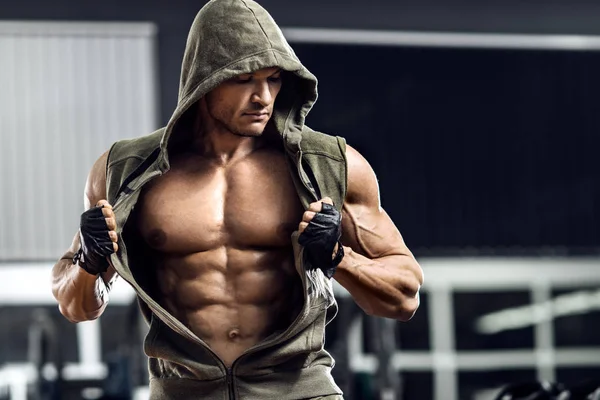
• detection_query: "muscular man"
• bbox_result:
[52,0,423,398]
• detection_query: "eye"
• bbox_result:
[233,76,252,84]
[268,75,282,83]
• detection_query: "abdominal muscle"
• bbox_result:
[155,245,302,367]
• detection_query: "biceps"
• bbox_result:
[341,203,410,259]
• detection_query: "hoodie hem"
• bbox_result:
[149,365,342,400]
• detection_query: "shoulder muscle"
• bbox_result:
[345,145,381,209]
[84,151,110,209]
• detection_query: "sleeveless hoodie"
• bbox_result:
[104,0,347,398]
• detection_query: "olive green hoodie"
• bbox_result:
[104,0,348,399]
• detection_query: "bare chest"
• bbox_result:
[135,152,303,252]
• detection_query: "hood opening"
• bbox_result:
[164,69,316,160]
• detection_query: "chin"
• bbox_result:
[234,124,267,137]
[234,132,263,138]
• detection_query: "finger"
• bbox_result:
[307,197,335,213]
[101,207,115,218]
[112,242,119,253]
[302,211,316,222]
[105,217,117,231]
[298,221,309,234]
[108,231,118,242]
[308,202,323,212]
[96,200,112,209]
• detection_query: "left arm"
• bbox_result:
[334,145,423,321]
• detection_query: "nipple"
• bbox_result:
[228,328,240,340]
[148,229,167,248]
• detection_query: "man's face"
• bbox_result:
[203,67,283,137]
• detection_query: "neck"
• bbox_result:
[199,129,262,164]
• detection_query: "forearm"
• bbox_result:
[54,150,117,322]
[51,250,109,323]
[333,247,423,321]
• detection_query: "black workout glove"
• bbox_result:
[298,203,344,279]
[74,206,114,275]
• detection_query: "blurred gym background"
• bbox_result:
[1,1,599,399]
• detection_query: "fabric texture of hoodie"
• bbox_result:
[104,0,348,398]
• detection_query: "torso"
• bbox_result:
[134,146,304,366]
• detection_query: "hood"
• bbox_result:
[158,0,318,171]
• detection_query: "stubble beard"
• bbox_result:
[217,115,266,138]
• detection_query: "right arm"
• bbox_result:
[51,151,119,323]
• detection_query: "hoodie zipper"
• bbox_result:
[226,367,234,400]
[296,151,319,202]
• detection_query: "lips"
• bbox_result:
[243,112,269,121]
[243,112,269,117]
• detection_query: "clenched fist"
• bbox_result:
[298,197,344,279]
[75,200,119,275]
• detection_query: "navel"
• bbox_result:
[227,328,241,341]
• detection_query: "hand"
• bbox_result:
[298,197,344,278]
[76,200,119,275]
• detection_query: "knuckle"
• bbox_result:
[308,203,320,212]
[303,211,314,220]
[96,200,113,210]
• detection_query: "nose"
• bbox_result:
[251,81,272,106]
